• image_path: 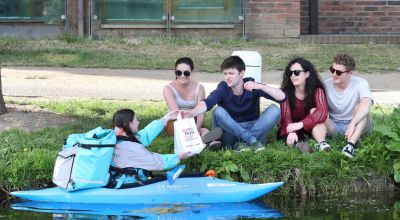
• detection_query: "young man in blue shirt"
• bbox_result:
[185,56,286,151]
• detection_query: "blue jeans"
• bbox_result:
[212,105,280,149]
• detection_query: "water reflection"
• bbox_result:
[11,201,283,219]
[6,192,400,219]
[264,192,400,219]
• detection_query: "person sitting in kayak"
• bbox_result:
[109,109,190,188]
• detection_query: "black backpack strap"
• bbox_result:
[110,166,152,177]
[116,135,136,142]
[109,166,137,176]
[78,143,115,149]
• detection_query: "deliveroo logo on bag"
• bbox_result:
[183,128,195,141]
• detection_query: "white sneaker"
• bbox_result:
[315,141,331,152]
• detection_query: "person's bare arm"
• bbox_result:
[345,97,372,139]
[163,85,179,111]
[184,101,207,118]
[244,81,285,101]
[195,85,206,130]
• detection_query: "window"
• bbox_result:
[96,0,242,24]
[172,0,242,23]
[98,0,164,22]
[0,0,65,22]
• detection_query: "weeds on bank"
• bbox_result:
[0,36,400,72]
[0,99,398,196]
[374,106,400,182]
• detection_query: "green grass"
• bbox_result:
[0,99,398,197]
[0,36,399,73]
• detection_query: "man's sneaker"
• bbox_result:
[252,141,265,153]
[235,140,264,152]
[295,141,313,153]
[201,127,223,145]
[235,142,252,152]
[342,143,355,158]
[315,141,331,152]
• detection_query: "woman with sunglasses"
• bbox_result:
[163,57,222,149]
[278,57,329,153]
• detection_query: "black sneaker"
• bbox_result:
[207,140,222,151]
[201,127,223,145]
[342,143,355,158]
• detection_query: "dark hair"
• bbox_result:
[175,57,194,71]
[220,56,246,72]
[333,53,355,71]
[112,109,140,143]
[281,57,325,112]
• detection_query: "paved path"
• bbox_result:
[2,67,400,105]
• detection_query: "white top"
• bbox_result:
[167,83,200,110]
[325,76,373,121]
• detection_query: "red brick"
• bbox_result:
[355,1,386,6]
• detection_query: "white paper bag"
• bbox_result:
[174,114,205,156]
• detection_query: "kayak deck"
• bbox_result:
[12,177,284,204]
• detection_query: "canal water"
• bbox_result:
[1,192,399,219]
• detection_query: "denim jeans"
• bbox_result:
[212,105,280,149]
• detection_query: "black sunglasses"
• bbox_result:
[175,70,191,77]
[329,67,347,76]
[289,70,304,76]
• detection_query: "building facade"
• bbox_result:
[0,0,399,40]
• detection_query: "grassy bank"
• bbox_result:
[0,99,398,198]
[0,36,400,73]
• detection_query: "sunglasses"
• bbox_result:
[175,70,191,77]
[289,70,304,76]
[329,67,347,76]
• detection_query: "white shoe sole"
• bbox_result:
[319,146,331,152]
[255,147,265,153]
[342,151,354,158]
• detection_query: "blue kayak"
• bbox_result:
[12,177,284,204]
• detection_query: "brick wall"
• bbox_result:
[301,0,400,34]
[246,0,301,38]
[300,0,310,34]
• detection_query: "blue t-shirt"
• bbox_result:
[203,77,284,123]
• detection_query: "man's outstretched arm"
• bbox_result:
[184,101,207,118]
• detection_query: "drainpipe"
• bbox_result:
[241,0,247,40]
[310,0,318,34]
[64,0,69,33]
[78,0,84,37]
[89,0,93,38]
[166,0,171,36]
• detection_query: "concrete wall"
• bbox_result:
[0,23,64,39]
